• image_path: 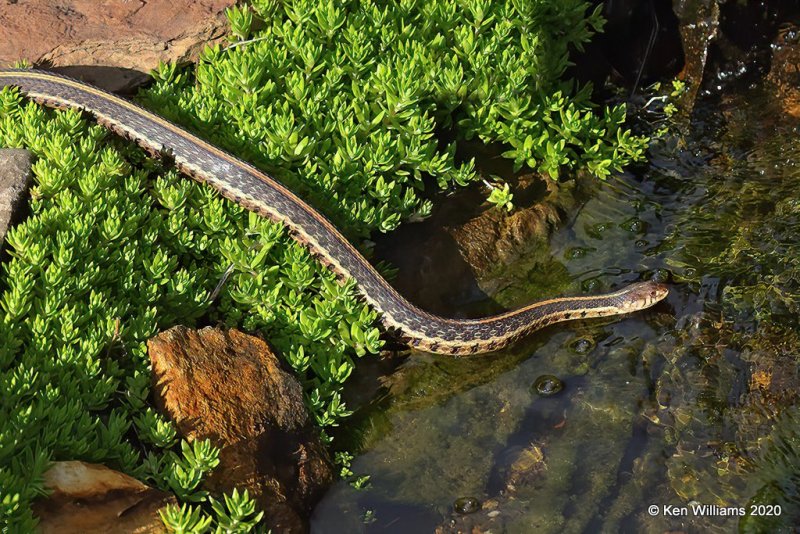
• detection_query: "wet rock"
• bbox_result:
[453,497,481,515]
[502,443,547,493]
[0,0,235,93]
[653,321,800,530]
[671,2,800,115]
[373,138,592,316]
[569,337,595,355]
[436,495,526,533]
[435,444,547,533]
[148,326,334,534]
[435,499,504,534]
[737,325,800,430]
[712,2,789,84]
[767,23,800,86]
[448,175,562,280]
[767,23,800,118]
[31,461,175,534]
[672,0,720,116]
[444,174,593,299]
[692,2,800,97]
[0,149,32,247]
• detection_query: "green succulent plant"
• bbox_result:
[0,0,649,530]
[0,90,379,530]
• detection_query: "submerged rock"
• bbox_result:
[436,444,548,533]
[447,175,579,291]
[503,443,547,493]
[148,326,334,534]
[0,0,235,93]
[31,461,175,533]
[0,149,32,247]
[569,337,595,355]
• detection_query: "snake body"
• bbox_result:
[0,69,668,355]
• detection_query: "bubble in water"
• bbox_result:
[570,337,595,354]
[621,217,647,234]
[532,375,565,397]
[586,222,610,240]
[582,278,602,292]
[454,497,480,514]
[651,269,672,283]
[565,247,592,260]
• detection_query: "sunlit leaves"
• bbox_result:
[141,0,646,241]
[487,181,515,212]
[0,83,384,530]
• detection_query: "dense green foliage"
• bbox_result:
[1,1,649,530]
[0,93,380,530]
[141,0,646,240]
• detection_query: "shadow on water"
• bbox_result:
[312,21,800,534]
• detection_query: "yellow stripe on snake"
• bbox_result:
[0,69,669,355]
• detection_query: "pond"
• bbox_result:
[311,67,800,532]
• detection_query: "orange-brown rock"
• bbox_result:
[0,0,236,92]
[673,0,720,119]
[31,461,175,534]
[767,24,800,119]
[148,326,334,534]
[449,193,559,279]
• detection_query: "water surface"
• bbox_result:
[312,83,800,533]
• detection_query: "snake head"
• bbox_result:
[621,281,669,311]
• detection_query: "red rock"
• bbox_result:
[32,461,175,534]
[0,0,236,92]
[148,326,334,534]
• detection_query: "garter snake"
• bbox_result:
[0,69,669,355]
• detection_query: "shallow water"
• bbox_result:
[311,83,800,533]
